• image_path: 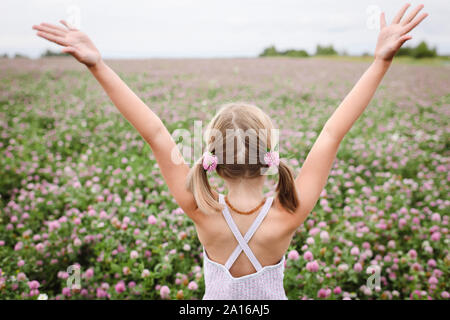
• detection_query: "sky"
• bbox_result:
[1,0,449,58]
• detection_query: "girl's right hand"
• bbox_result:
[33,20,101,68]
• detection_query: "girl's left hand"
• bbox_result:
[374,3,428,62]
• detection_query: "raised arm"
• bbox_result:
[291,4,428,227]
[32,21,200,219]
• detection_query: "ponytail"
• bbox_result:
[186,158,223,214]
[276,160,299,213]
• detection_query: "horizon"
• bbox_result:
[4,41,448,60]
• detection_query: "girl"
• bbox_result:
[33,3,428,300]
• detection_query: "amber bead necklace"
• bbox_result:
[224,195,267,215]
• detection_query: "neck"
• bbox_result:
[224,177,265,210]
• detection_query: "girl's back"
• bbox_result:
[197,193,291,299]
[194,195,297,278]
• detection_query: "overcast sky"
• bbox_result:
[1,0,449,58]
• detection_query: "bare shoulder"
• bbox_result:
[270,196,305,234]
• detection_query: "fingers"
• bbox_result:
[380,12,387,29]
[401,4,424,25]
[36,31,68,46]
[41,22,68,33]
[60,20,77,31]
[61,46,79,55]
[392,3,411,24]
[399,34,412,43]
[403,12,428,33]
[32,24,66,37]
[60,20,71,29]
[397,34,413,48]
[391,34,413,53]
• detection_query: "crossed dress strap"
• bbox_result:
[218,194,274,272]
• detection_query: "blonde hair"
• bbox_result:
[186,102,299,214]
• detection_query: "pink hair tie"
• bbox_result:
[264,151,280,167]
[202,151,218,173]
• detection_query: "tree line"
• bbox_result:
[0,49,69,59]
[259,41,440,59]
